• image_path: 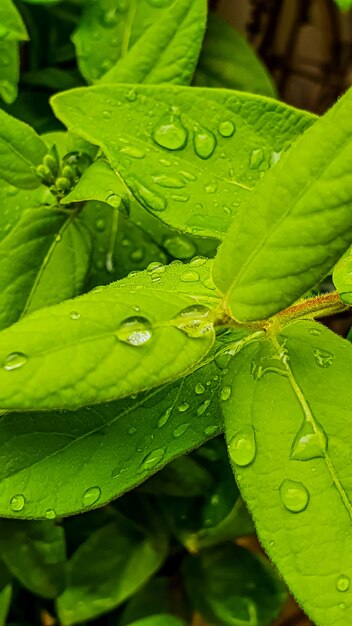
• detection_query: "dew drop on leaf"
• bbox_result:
[153,174,185,188]
[128,426,137,435]
[125,88,137,102]
[70,311,80,320]
[95,218,106,231]
[218,120,236,138]
[190,256,207,267]
[250,148,264,169]
[174,304,213,338]
[173,423,189,438]
[196,399,211,416]
[129,179,167,212]
[204,425,218,437]
[163,235,196,259]
[115,316,153,347]
[336,575,350,592]
[204,183,218,194]
[4,352,27,371]
[220,385,231,401]
[45,509,56,520]
[120,146,145,159]
[313,348,334,368]
[171,193,189,203]
[158,406,173,428]
[193,127,217,159]
[195,382,205,395]
[152,113,188,151]
[100,8,119,27]
[290,420,327,461]
[178,402,189,412]
[180,270,200,283]
[279,479,309,513]
[10,494,25,512]
[82,486,101,507]
[140,448,165,470]
[116,0,129,13]
[215,353,231,370]
[228,425,256,467]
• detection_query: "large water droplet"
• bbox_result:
[45,508,57,520]
[336,575,350,592]
[178,401,189,412]
[116,316,152,346]
[279,479,309,513]
[153,113,188,151]
[163,235,196,259]
[220,385,231,401]
[218,120,236,138]
[313,348,333,368]
[250,148,264,169]
[10,494,25,512]
[228,425,256,467]
[173,423,189,438]
[174,304,213,338]
[140,448,165,470]
[180,270,200,283]
[4,352,27,371]
[158,406,173,427]
[195,382,205,395]
[129,179,166,212]
[193,127,216,159]
[290,420,327,461]
[82,486,101,507]
[196,399,211,416]
[153,174,185,188]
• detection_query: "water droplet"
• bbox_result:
[174,304,213,338]
[290,420,327,461]
[218,120,236,138]
[215,353,231,370]
[190,256,206,267]
[158,406,173,427]
[336,575,350,592]
[195,382,205,395]
[180,170,197,181]
[106,193,121,209]
[280,479,309,513]
[45,509,56,520]
[173,423,189,437]
[115,316,152,346]
[55,234,62,242]
[128,426,137,435]
[180,270,200,283]
[101,7,119,27]
[153,113,188,151]
[82,486,101,507]
[250,148,264,169]
[220,385,231,401]
[163,235,196,259]
[309,327,322,336]
[153,174,185,188]
[228,425,256,467]
[116,0,129,13]
[103,110,112,119]
[339,602,346,610]
[130,248,144,262]
[171,193,189,203]
[313,348,333,368]
[95,218,106,231]
[193,127,216,159]
[178,402,189,412]
[4,352,27,371]
[125,88,137,102]
[196,399,211,416]
[204,183,217,194]
[120,146,145,159]
[129,179,167,212]
[204,425,218,437]
[203,277,216,290]
[70,311,80,320]
[140,448,165,470]
[10,494,25,512]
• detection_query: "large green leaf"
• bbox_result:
[183,544,287,626]
[0,206,92,330]
[0,520,66,599]
[0,331,238,519]
[51,84,315,239]
[0,260,216,411]
[57,512,167,625]
[0,0,28,41]
[73,0,206,85]
[0,109,47,188]
[213,87,352,322]
[221,319,352,626]
[193,13,276,98]
[0,0,28,104]
[0,562,12,626]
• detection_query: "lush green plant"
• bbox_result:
[1,1,352,626]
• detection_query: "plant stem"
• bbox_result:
[275,291,349,323]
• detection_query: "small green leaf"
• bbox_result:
[0,0,28,41]
[0,206,92,330]
[333,245,352,302]
[51,84,315,239]
[221,319,352,626]
[194,13,276,98]
[62,160,128,209]
[56,513,167,625]
[0,520,66,599]
[0,562,12,626]
[183,544,287,626]
[0,41,19,104]
[0,109,47,188]
[213,86,352,321]
[119,577,185,626]
[100,0,207,86]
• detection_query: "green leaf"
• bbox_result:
[333,245,352,302]
[0,259,216,410]
[0,520,66,599]
[0,562,12,626]
[221,319,352,626]
[73,0,206,85]
[62,160,128,209]
[213,86,352,322]
[0,40,19,104]
[0,206,93,330]
[183,544,287,626]
[127,617,186,626]
[51,84,315,239]
[100,0,207,86]
[0,332,231,518]
[56,513,167,625]
[0,177,51,244]
[193,13,276,98]
[118,577,188,626]
[0,109,48,188]
[0,0,28,41]
[333,0,352,9]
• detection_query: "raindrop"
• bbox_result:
[10,494,25,512]
[173,423,189,437]
[115,316,153,346]
[197,399,211,416]
[101,8,119,27]
[178,402,189,412]
[153,174,185,188]
[140,448,165,470]
[116,0,129,13]
[171,193,189,203]
[180,170,197,181]
[336,575,350,592]
[228,425,256,467]
[82,486,101,507]
[153,113,188,151]
[120,146,145,159]
[130,248,144,262]
[106,193,121,208]
[70,311,80,320]
[180,270,200,283]
[45,509,56,520]
[190,256,206,267]
[204,183,217,194]
[174,304,213,338]
[195,382,205,395]
[163,235,196,259]
[95,218,106,231]
[125,88,137,102]
[129,179,167,212]
[309,327,322,336]
[279,479,309,513]
[220,385,231,401]
[193,127,217,159]
[250,148,264,169]
[215,353,231,370]
[218,120,236,137]
[290,420,327,461]
[158,406,173,427]
[128,426,137,435]
[204,425,218,437]
[313,348,333,368]
[203,277,216,290]
[4,352,27,371]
